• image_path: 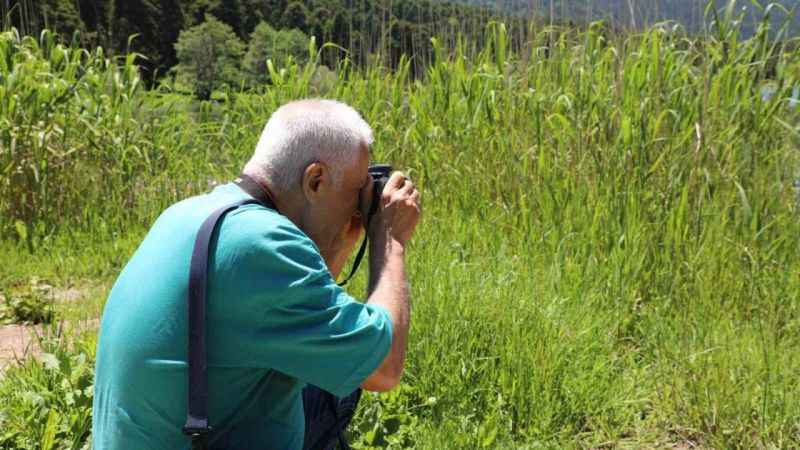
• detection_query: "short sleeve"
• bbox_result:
[207,208,393,397]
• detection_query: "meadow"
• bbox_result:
[1,12,800,449]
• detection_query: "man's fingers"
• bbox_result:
[386,172,407,190]
[409,190,421,211]
[398,179,414,195]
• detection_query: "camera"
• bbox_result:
[366,164,392,226]
[339,164,392,286]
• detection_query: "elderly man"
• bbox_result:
[92,99,420,450]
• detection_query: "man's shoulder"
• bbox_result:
[144,183,328,284]
[157,183,306,244]
[199,187,326,274]
[220,203,318,256]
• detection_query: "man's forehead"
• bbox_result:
[340,144,369,185]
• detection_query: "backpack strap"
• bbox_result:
[183,198,258,449]
[183,189,275,449]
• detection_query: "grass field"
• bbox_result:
[1,13,800,449]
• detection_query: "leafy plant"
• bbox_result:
[0,277,56,325]
[244,21,311,86]
[0,28,143,245]
[0,328,95,450]
[349,385,432,449]
[174,14,246,100]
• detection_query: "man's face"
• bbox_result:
[300,143,371,273]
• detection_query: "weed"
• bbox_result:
[0,327,94,450]
[0,277,56,325]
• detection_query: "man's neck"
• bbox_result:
[241,171,306,229]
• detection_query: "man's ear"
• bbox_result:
[302,162,330,203]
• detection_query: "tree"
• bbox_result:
[158,0,185,73]
[108,0,185,83]
[174,14,245,99]
[4,0,84,37]
[40,0,83,37]
[77,0,112,49]
[181,0,255,37]
[211,0,244,37]
[244,21,310,86]
[282,1,309,30]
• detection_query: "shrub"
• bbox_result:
[0,329,95,450]
[0,277,56,325]
[244,21,310,86]
[174,15,245,100]
[0,28,143,246]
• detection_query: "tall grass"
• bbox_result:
[1,9,800,449]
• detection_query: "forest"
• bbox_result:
[1,0,528,82]
[6,0,795,85]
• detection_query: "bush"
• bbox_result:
[0,28,143,245]
[244,22,310,86]
[174,15,245,100]
[0,329,95,450]
[0,277,56,325]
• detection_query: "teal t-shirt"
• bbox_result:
[92,183,393,450]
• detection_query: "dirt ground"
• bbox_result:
[0,324,38,373]
[0,282,100,374]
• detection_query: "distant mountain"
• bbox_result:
[456,0,799,36]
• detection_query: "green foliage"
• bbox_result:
[350,385,436,449]
[1,11,800,448]
[3,0,522,80]
[174,14,245,99]
[5,1,800,85]
[0,330,95,450]
[244,22,310,86]
[1,0,83,38]
[0,28,143,245]
[0,277,56,325]
[96,0,186,81]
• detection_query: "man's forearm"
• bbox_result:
[363,236,410,390]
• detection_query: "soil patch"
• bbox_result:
[0,324,39,373]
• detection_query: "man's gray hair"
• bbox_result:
[243,99,373,192]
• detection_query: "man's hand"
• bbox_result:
[369,172,421,248]
[361,172,420,392]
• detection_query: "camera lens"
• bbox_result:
[365,164,392,227]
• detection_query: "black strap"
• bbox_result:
[183,198,258,448]
[337,178,381,287]
[337,238,367,287]
[183,185,276,449]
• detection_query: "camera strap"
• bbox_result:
[338,179,382,287]
[183,181,276,450]
[337,236,368,287]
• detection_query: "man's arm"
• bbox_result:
[361,173,420,392]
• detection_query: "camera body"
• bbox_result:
[366,164,392,225]
[336,164,392,286]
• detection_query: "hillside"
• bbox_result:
[1,0,519,82]
[462,0,800,35]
